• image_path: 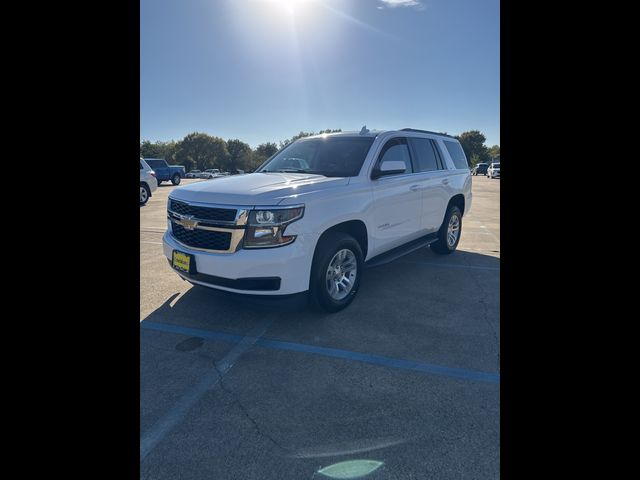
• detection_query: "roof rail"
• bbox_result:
[400,128,454,138]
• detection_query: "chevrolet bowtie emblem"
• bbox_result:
[177,215,198,230]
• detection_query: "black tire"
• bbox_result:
[309,232,363,313]
[430,205,462,255]
[171,174,181,185]
[156,180,162,185]
[140,183,151,206]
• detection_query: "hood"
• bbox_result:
[170,172,349,206]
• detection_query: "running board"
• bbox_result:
[365,233,439,268]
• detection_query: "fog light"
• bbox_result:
[254,228,275,238]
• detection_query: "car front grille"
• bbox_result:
[169,199,237,222]
[170,222,232,251]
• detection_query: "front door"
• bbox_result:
[370,137,424,254]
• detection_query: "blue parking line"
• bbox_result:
[142,321,244,343]
[141,321,500,385]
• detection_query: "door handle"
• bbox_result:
[442,179,449,185]
[410,184,422,192]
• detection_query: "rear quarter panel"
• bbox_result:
[434,138,472,217]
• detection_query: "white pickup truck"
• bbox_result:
[163,128,472,312]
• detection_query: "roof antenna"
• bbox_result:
[359,125,369,135]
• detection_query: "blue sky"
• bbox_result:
[141,0,500,147]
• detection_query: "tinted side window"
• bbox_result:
[443,141,469,169]
[378,138,412,174]
[432,140,446,169]
[146,159,163,169]
[140,162,143,170]
[409,138,441,172]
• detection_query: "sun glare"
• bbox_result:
[258,0,316,11]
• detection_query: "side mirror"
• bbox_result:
[372,160,406,179]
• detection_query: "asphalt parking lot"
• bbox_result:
[140,176,500,479]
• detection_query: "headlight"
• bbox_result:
[243,205,305,248]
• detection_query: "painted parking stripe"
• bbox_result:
[143,321,244,343]
[141,321,499,384]
[140,319,272,461]
[140,241,163,245]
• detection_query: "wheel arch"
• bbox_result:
[447,194,465,217]
[140,181,151,196]
[316,219,368,260]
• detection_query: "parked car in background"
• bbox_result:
[472,163,489,176]
[143,158,185,185]
[140,158,157,206]
[186,169,201,178]
[488,162,500,179]
[199,169,222,179]
[163,128,472,312]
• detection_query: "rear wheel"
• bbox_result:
[140,183,150,205]
[309,232,363,313]
[171,174,181,185]
[431,205,462,255]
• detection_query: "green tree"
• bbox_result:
[256,142,278,158]
[173,132,229,171]
[455,130,490,167]
[487,144,500,162]
[140,140,178,161]
[248,142,280,172]
[180,157,196,172]
[225,139,252,172]
[242,151,266,172]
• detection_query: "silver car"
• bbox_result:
[199,169,222,179]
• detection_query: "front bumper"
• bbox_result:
[162,230,319,295]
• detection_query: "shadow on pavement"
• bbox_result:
[140,249,500,341]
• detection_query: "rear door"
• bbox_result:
[407,137,451,232]
[370,137,424,254]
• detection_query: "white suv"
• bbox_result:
[488,162,500,179]
[162,129,472,312]
[140,158,158,205]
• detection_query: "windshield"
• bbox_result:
[258,136,375,177]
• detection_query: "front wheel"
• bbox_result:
[171,174,181,185]
[309,232,363,313]
[431,205,462,255]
